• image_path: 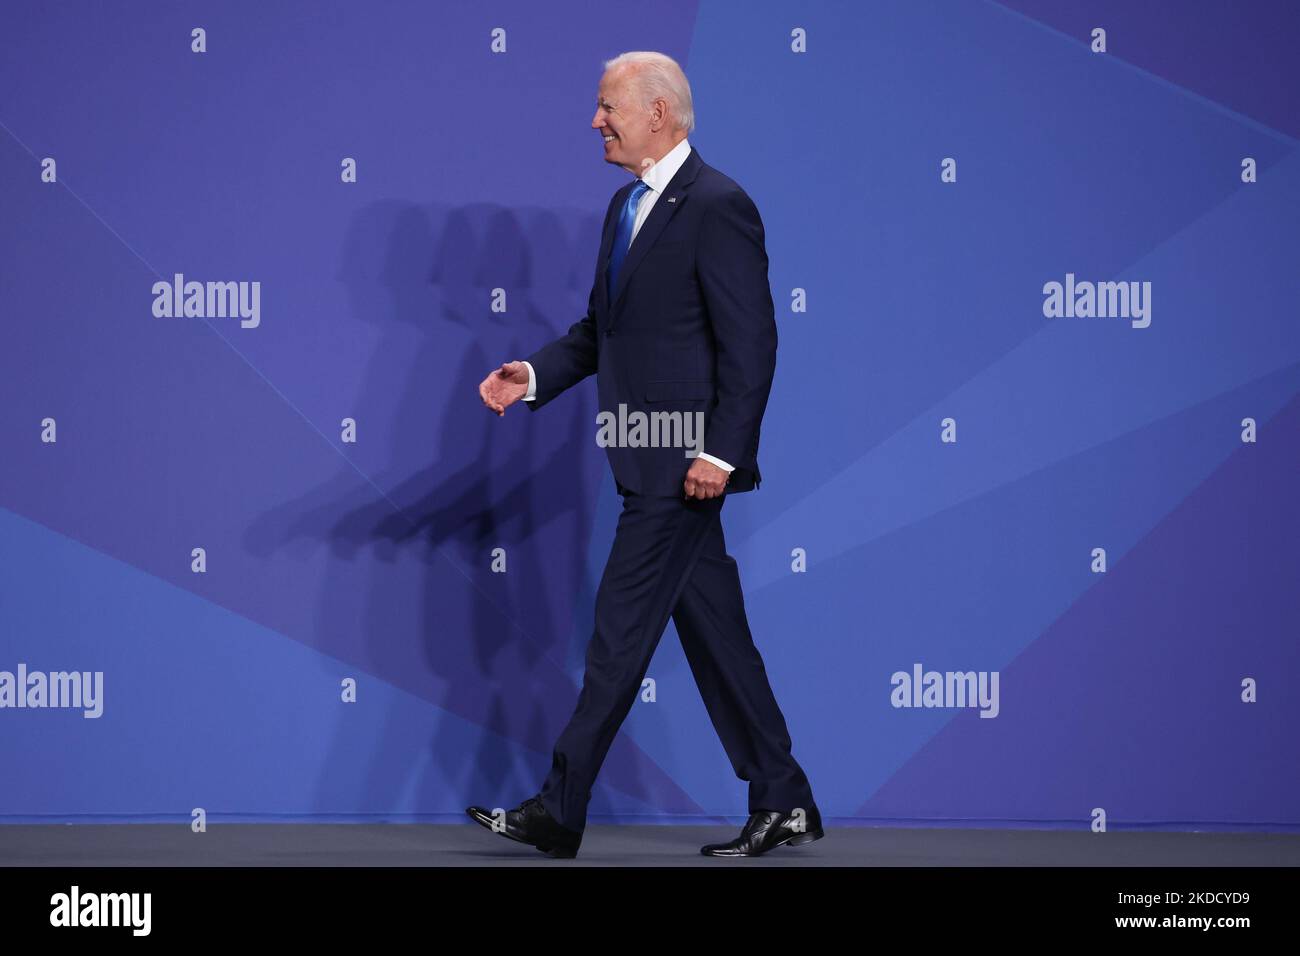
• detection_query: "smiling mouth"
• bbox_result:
[603,134,616,144]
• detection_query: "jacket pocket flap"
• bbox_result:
[645,380,713,402]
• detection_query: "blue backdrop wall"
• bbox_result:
[2,0,1297,830]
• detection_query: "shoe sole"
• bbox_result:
[701,827,826,857]
[787,827,825,847]
[536,844,579,859]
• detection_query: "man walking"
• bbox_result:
[469,51,821,858]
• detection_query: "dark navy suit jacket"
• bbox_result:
[524,146,777,496]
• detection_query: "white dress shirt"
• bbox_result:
[520,138,735,474]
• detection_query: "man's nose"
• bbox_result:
[591,111,603,129]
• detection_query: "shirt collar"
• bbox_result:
[638,138,692,194]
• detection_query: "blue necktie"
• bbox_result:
[607,178,651,300]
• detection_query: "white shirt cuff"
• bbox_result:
[697,452,734,472]
[522,361,536,401]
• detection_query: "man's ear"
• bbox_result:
[649,97,669,132]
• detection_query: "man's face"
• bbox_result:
[592,68,655,175]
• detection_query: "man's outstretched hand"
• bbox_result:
[479,361,529,416]
[684,457,729,500]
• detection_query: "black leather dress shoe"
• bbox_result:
[465,795,582,858]
[700,808,825,857]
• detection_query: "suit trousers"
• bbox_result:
[538,482,818,834]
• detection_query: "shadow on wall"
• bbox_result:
[244,198,628,817]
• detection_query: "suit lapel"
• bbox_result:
[605,147,704,316]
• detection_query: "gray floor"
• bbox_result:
[2,824,1298,866]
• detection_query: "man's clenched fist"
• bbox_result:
[479,361,529,416]
[683,457,729,500]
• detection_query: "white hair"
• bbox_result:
[603,50,695,133]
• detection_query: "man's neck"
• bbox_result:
[628,135,688,177]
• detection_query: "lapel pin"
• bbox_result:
[667,197,677,203]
